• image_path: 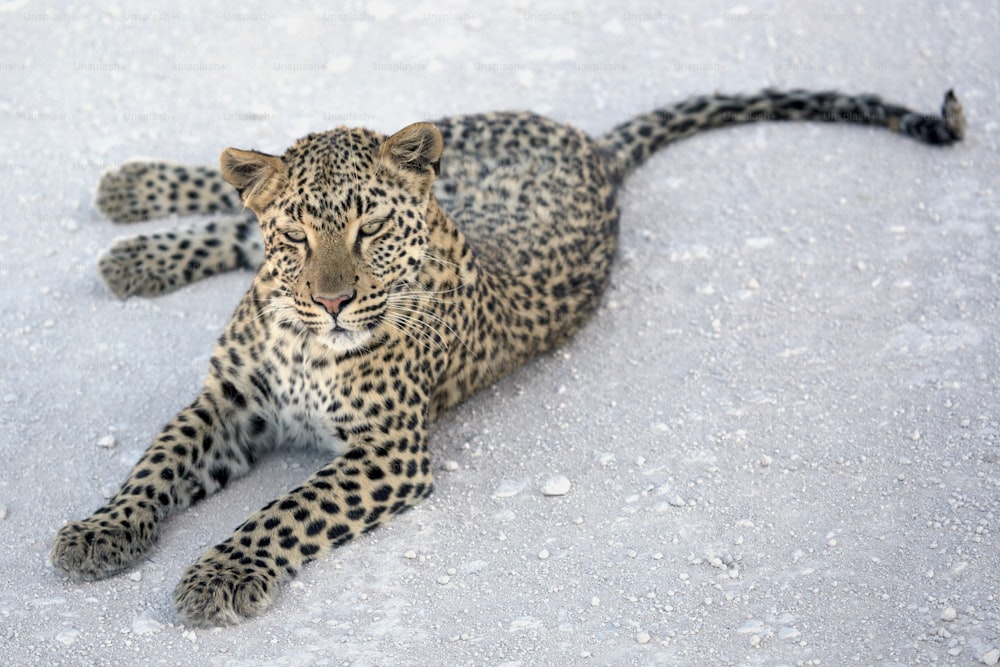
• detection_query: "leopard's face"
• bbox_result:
[221,123,443,353]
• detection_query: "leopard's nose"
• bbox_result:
[313,291,355,316]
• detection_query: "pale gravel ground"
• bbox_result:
[1,1,998,665]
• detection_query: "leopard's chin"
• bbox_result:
[317,325,376,355]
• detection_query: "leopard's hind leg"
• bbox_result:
[99,215,263,298]
[96,161,239,223]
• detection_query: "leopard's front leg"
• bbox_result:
[51,378,265,581]
[173,423,433,626]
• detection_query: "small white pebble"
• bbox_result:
[129,571,142,582]
[590,597,600,607]
[404,550,417,559]
[440,460,459,471]
[580,650,591,658]
[55,629,81,645]
[97,435,117,449]
[910,430,921,441]
[652,552,663,560]
[827,539,837,547]
[131,615,163,635]
[437,575,451,585]
[541,475,572,496]
[750,634,761,647]
[636,631,651,644]
[759,455,772,467]
[635,456,646,466]
[538,549,549,560]
[745,277,760,290]
[0,506,7,520]
[182,630,197,643]
[981,648,1000,666]
[668,495,686,507]
[494,479,527,497]
[941,606,957,622]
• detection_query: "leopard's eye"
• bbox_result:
[359,218,386,237]
[284,229,307,243]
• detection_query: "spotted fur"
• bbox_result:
[54,89,963,626]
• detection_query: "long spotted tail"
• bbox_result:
[597,89,965,184]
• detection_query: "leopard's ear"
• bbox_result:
[220,148,286,212]
[379,122,443,189]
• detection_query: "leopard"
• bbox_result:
[51,89,965,627]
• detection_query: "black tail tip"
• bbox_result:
[942,89,966,141]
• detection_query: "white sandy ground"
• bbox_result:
[1,1,998,665]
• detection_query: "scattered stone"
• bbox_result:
[941,606,957,622]
[129,571,142,582]
[0,506,7,521]
[404,550,417,559]
[668,495,686,507]
[590,597,600,607]
[537,549,549,560]
[440,460,459,471]
[97,435,117,449]
[636,631,651,644]
[131,615,163,635]
[982,648,1000,666]
[494,479,527,498]
[541,475,571,496]
[55,629,80,645]
[437,575,451,585]
[737,619,766,634]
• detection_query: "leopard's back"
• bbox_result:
[433,112,619,358]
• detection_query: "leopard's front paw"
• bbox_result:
[173,552,280,627]
[50,518,153,581]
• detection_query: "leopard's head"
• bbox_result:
[220,122,443,353]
